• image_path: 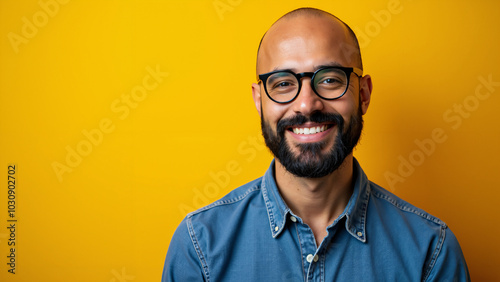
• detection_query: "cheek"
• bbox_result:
[329,94,358,117]
[261,99,288,123]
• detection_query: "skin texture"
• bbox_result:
[252,12,373,246]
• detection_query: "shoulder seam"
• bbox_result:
[423,225,447,281]
[186,216,211,281]
[370,185,446,227]
[187,185,261,218]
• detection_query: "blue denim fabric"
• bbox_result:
[163,159,470,281]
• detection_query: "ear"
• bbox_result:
[252,82,262,116]
[359,75,373,115]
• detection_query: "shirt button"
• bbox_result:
[274,226,279,232]
[357,231,363,237]
[306,254,314,263]
[290,216,297,222]
[313,255,319,262]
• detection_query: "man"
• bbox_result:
[163,8,470,281]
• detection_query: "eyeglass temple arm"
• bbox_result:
[353,67,363,77]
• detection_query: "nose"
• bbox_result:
[291,78,325,116]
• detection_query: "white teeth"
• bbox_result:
[292,125,329,135]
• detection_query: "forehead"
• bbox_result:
[258,15,355,73]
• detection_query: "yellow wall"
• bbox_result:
[0,0,499,281]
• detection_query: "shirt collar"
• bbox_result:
[261,158,371,242]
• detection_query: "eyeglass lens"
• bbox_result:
[265,68,348,103]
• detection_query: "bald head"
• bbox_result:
[256,8,363,76]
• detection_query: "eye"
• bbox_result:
[314,70,347,92]
[270,80,297,95]
[269,77,297,90]
[320,78,341,84]
[266,72,298,96]
[275,81,293,88]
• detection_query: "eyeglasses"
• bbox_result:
[258,66,363,104]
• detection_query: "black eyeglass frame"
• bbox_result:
[257,66,363,104]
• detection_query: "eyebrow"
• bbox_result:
[314,61,344,69]
[270,61,345,73]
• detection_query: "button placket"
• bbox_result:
[294,217,318,280]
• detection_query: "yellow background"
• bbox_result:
[1,0,499,281]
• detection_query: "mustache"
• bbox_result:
[276,112,345,136]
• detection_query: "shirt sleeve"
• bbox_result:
[424,226,470,282]
[162,217,207,282]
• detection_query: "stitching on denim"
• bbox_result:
[187,217,210,282]
[358,191,368,242]
[294,224,307,281]
[371,187,445,227]
[261,178,278,237]
[320,251,324,282]
[357,184,370,242]
[422,225,447,281]
[267,177,291,236]
[344,186,369,242]
[187,185,261,218]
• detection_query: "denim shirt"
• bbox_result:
[163,159,470,281]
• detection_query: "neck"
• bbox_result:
[274,155,355,239]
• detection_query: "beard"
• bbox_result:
[261,105,363,178]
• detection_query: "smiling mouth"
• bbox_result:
[287,124,334,135]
